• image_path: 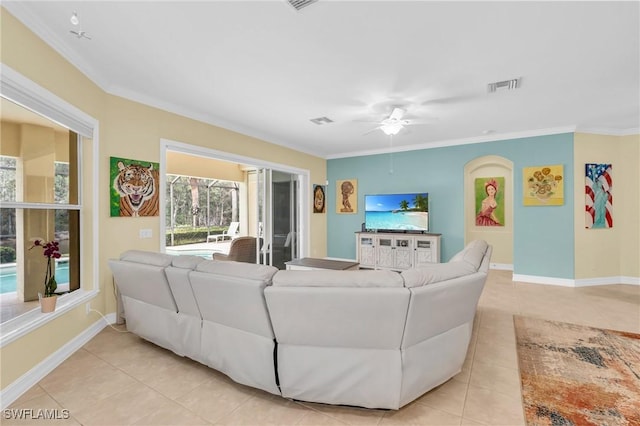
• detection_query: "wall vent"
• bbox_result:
[310,116,333,125]
[287,0,319,11]
[488,78,521,93]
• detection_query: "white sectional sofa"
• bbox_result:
[108,240,491,409]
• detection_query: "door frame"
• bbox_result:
[159,139,310,259]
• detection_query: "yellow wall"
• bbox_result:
[1,7,326,390]
[574,133,640,279]
[167,152,246,182]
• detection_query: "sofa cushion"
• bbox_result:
[449,240,488,270]
[120,250,174,267]
[401,261,477,288]
[195,260,278,281]
[172,255,204,269]
[273,269,404,288]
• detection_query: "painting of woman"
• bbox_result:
[476,177,504,226]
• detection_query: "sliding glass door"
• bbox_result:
[251,168,299,268]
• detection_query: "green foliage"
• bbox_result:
[166,175,238,229]
[166,226,227,246]
[0,246,16,263]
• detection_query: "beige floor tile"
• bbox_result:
[380,401,461,425]
[472,337,518,370]
[137,357,216,400]
[460,417,486,425]
[2,394,80,425]
[9,384,47,406]
[132,401,212,425]
[214,393,309,425]
[38,353,139,414]
[71,381,176,425]
[462,384,524,426]
[469,359,521,395]
[414,377,469,416]
[294,409,350,425]
[176,375,256,424]
[294,402,386,426]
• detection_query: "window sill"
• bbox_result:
[0,289,98,348]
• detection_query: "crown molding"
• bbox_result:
[326,126,577,159]
[575,126,640,136]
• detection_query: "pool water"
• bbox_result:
[0,263,70,294]
[165,248,217,259]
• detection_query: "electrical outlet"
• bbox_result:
[139,229,152,239]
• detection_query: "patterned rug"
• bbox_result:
[513,316,640,426]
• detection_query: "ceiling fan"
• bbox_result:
[363,106,433,136]
[69,29,91,40]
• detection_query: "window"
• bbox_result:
[1,64,98,345]
[0,103,81,317]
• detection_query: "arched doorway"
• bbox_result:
[464,155,514,269]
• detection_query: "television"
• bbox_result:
[364,192,429,233]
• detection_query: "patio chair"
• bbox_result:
[212,236,262,263]
[207,221,240,243]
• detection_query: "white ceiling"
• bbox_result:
[4,1,639,159]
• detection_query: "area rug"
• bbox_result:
[513,316,640,426]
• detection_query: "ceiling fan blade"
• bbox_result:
[388,107,406,121]
[362,126,383,136]
[422,93,484,106]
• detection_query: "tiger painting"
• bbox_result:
[113,161,159,217]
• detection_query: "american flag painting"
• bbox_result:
[585,163,613,228]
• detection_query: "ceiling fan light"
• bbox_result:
[70,11,79,26]
[381,122,403,135]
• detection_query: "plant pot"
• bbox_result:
[40,295,58,313]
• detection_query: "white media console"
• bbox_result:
[355,232,441,271]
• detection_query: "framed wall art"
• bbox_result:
[523,164,564,206]
[110,156,160,217]
[336,179,357,214]
[313,184,327,213]
[475,177,505,226]
[585,163,613,228]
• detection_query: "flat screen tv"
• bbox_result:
[364,193,429,233]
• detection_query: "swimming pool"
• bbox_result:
[165,248,217,259]
[0,262,70,294]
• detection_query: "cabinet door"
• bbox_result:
[394,238,413,269]
[358,236,376,268]
[376,237,395,269]
[414,237,435,267]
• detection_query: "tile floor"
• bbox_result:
[6,270,640,425]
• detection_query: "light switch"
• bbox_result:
[139,229,152,239]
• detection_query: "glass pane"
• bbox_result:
[0,99,77,204]
[0,156,16,202]
[0,208,79,303]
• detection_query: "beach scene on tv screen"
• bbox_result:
[365,193,429,231]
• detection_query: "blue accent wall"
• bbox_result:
[327,133,575,279]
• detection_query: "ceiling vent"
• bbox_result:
[488,78,521,93]
[310,116,333,125]
[287,0,319,11]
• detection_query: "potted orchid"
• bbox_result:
[29,239,60,312]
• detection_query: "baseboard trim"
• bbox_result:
[490,263,513,271]
[575,276,640,287]
[1,313,115,409]
[513,274,575,287]
[513,274,640,287]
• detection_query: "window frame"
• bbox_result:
[0,64,100,347]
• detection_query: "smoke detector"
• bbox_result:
[287,0,318,11]
[487,78,521,93]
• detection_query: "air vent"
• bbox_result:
[287,0,318,11]
[310,116,333,125]
[488,78,521,93]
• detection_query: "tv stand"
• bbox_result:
[355,232,441,271]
